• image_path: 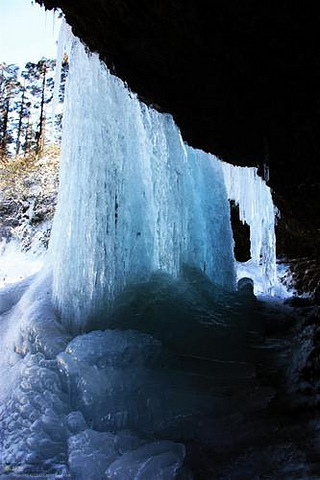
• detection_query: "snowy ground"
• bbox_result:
[0,239,45,288]
[236,258,295,299]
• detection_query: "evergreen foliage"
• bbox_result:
[0,57,67,163]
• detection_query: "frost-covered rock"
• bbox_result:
[64,329,162,368]
[106,441,186,480]
[237,276,255,297]
[0,352,69,469]
[68,429,170,480]
[56,324,220,442]
[68,429,118,480]
[57,329,163,432]
[6,270,72,359]
[66,411,88,435]
[0,271,71,471]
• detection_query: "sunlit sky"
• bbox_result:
[0,0,61,67]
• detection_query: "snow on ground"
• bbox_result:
[236,259,293,299]
[0,239,45,288]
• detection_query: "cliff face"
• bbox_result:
[37,0,320,292]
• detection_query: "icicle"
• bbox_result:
[51,21,72,123]
[221,162,277,294]
[49,23,236,332]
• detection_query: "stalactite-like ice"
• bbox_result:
[221,163,277,293]
[49,26,236,331]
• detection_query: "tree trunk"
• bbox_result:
[16,88,25,156]
[0,99,9,161]
[36,66,46,155]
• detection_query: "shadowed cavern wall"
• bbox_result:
[37,0,320,294]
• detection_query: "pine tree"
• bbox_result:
[0,57,64,161]
[15,83,26,156]
[16,59,55,156]
[0,63,20,160]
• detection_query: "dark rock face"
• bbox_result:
[37,0,320,288]
[230,201,251,263]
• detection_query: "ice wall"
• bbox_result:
[49,25,236,332]
[221,163,277,293]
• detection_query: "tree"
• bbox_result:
[0,56,66,161]
[22,58,56,155]
[0,63,20,160]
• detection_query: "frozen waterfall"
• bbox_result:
[0,20,283,479]
[49,23,277,332]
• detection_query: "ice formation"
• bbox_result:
[0,275,188,478]
[49,23,236,332]
[49,23,278,331]
[0,20,280,478]
[221,163,277,294]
